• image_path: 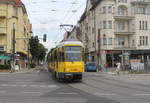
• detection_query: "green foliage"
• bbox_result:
[29,36,48,63]
[30,63,36,68]
[0,64,11,70]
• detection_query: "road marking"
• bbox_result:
[135,93,150,96]
[94,93,117,96]
[20,85,27,87]
[57,92,78,95]
[39,85,47,88]
[23,92,41,94]
[0,84,57,88]
[30,85,39,87]
[47,85,57,88]
[10,84,17,87]
[0,91,6,93]
[1,84,8,86]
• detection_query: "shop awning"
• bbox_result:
[0,56,11,60]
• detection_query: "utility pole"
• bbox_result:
[12,23,16,71]
[98,29,101,70]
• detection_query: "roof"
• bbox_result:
[78,0,102,23]
[58,41,84,48]
[0,0,27,13]
[90,0,102,10]
[0,0,23,5]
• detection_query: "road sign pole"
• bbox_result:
[12,23,16,71]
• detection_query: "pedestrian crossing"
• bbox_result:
[0,84,58,88]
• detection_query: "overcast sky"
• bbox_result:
[22,0,86,49]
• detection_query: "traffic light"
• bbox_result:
[43,34,47,42]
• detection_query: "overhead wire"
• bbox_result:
[66,1,86,24]
[61,0,78,24]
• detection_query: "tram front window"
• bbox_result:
[65,46,82,61]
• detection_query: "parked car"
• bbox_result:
[85,62,97,72]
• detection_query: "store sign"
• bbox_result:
[0,46,4,51]
[130,59,144,71]
[0,56,10,60]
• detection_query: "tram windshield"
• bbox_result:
[65,46,82,61]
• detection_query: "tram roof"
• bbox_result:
[57,41,84,48]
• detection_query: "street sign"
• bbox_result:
[0,56,11,60]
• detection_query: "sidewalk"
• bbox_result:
[99,67,150,76]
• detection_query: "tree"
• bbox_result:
[38,43,48,61]
[29,36,47,64]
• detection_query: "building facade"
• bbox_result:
[66,0,150,68]
[0,0,32,69]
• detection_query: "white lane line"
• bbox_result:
[94,93,117,96]
[20,85,27,87]
[10,84,18,87]
[39,85,47,88]
[0,84,58,88]
[23,92,41,94]
[0,91,6,93]
[57,92,78,95]
[135,93,150,96]
[29,85,39,87]
[48,85,57,88]
[0,84,9,86]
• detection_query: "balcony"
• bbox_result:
[0,9,7,19]
[0,27,7,35]
[114,30,135,35]
[114,15,134,20]
[114,45,136,50]
[131,0,150,5]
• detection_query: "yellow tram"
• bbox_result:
[47,41,84,81]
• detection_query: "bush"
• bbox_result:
[0,64,11,70]
[30,63,36,68]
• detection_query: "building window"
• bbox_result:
[102,7,106,14]
[118,37,125,46]
[103,38,107,45]
[139,36,148,45]
[132,40,135,46]
[103,21,107,29]
[92,28,94,34]
[118,0,127,3]
[0,46,4,51]
[146,21,148,30]
[92,42,95,47]
[139,21,148,30]
[118,22,125,31]
[108,21,112,29]
[118,7,128,15]
[137,0,145,1]
[136,7,145,14]
[108,38,112,45]
[108,6,112,13]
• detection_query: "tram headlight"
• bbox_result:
[66,68,70,72]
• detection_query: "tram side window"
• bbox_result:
[54,51,57,62]
[58,52,61,62]
[58,52,64,62]
[62,52,65,62]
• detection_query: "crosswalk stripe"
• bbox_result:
[0,84,57,88]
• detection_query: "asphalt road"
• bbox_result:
[0,69,150,103]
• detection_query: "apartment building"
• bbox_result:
[66,0,150,67]
[0,0,32,68]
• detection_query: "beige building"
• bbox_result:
[66,0,150,68]
[0,0,32,68]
